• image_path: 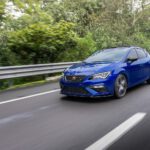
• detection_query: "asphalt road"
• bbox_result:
[0,82,150,150]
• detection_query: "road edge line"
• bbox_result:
[0,89,60,105]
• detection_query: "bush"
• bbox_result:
[8,21,77,64]
[56,32,96,61]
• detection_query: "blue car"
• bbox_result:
[60,46,150,98]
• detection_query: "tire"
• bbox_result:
[114,74,127,99]
[147,79,150,84]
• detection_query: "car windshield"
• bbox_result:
[84,48,129,63]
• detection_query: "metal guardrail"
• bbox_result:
[0,62,80,80]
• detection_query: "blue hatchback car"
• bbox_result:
[60,47,150,98]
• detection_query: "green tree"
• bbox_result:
[8,21,77,64]
[56,32,96,61]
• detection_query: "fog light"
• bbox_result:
[92,85,104,89]
[90,85,107,92]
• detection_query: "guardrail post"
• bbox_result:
[8,79,14,87]
[45,74,49,80]
[0,81,3,88]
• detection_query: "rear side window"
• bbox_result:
[144,49,149,56]
[136,49,147,59]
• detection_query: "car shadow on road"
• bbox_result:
[127,82,148,93]
[61,82,149,103]
[61,95,116,104]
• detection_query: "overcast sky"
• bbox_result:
[5,2,22,18]
[5,0,150,19]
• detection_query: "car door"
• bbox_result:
[135,48,149,81]
[125,49,141,87]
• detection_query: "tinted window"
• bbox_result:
[84,48,129,63]
[136,49,147,59]
[144,49,149,56]
[127,49,138,59]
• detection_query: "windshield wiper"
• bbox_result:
[82,60,112,64]
[92,60,112,63]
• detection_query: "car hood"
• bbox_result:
[65,62,120,76]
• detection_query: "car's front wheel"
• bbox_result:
[114,74,127,99]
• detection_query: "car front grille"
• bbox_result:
[65,75,85,82]
[62,86,89,95]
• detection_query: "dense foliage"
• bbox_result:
[0,0,150,66]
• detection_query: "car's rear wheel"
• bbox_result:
[147,79,150,84]
[114,74,127,98]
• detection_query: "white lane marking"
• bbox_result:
[0,89,60,105]
[86,112,146,150]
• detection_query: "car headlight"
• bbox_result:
[92,71,111,79]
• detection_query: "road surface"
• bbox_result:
[0,82,150,150]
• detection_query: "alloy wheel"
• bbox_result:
[115,74,127,98]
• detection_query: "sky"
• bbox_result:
[5,0,150,19]
[5,2,22,19]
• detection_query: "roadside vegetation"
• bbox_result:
[0,0,149,89]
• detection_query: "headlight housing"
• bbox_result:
[92,71,111,79]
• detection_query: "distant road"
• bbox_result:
[0,82,150,150]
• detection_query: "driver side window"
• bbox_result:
[127,49,138,59]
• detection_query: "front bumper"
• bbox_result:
[60,76,115,97]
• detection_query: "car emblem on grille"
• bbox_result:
[72,76,76,80]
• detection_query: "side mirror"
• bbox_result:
[127,57,138,62]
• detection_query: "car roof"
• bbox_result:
[102,46,142,51]
[102,47,130,52]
